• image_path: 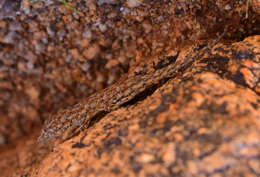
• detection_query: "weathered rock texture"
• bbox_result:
[4,35,260,177]
[0,0,259,146]
[0,0,260,177]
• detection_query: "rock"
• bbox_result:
[251,0,260,15]
[83,44,100,60]
[97,0,118,6]
[0,0,259,176]
[3,35,260,177]
[127,0,142,8]
[0,0,21,19]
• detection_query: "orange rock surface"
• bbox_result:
[0,0,260,176]
[3,35,260,177]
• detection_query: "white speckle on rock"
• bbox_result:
[224,4,231,10]
[82,62,90,72]
[83,28,92,39]
[98,23,107,32]
[27,61,34,70]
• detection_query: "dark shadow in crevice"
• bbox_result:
[120,78,170,107]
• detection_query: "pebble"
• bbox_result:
[127,0,141,8]
[251,0,260,15]
[98,0,118,6]
[224,4,231,10]
[1,0,21,18]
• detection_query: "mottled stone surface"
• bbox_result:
[0,0,259,146]
[0,0,259,176]
[4,35,260,177]
[251,0,260,15]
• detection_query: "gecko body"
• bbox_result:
[38,32,226,142]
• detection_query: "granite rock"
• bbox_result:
[4,35,260,177]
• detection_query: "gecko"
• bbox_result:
[38,30,227,142]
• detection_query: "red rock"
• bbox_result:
[0,1,259,176]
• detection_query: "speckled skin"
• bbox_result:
[38,32,226,142]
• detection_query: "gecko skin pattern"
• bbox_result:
[38,32,226,142]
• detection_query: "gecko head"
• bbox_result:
[37,112,66,142]
[37,123,62,142]
[37,127,55,142]
[37,110,71,142]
